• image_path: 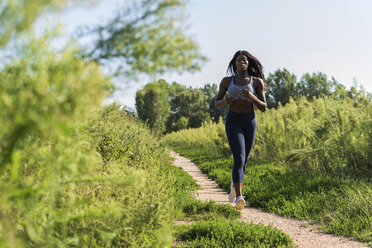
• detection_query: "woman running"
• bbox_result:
[215,50,267,210]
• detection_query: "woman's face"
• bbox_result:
[235,54,249,71]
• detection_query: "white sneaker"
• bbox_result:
[228,181,236,203]
[235,195,246,210]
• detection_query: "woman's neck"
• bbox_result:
[235,70,249,79]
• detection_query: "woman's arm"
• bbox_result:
[215,77,233,108]
[240,78,267,112]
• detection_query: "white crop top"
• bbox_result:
[227,76,256,102]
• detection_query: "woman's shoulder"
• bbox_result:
[251,76,264,87]
[220,76,233,88]
[222,75,234,82]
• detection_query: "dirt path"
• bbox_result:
[171,151,367,248]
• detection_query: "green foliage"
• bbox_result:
[83,103,172,169]
[0,1,293,246]
[0,37,112,173]
[136,80,213,133]
[0,0,79,47]
[138,70,370,135]
[318,182,372,243]
[0,37,112,246]
[171,88,207,116]
[160,165,200,200]
[170,87,211,130]
[164,120,230,159]
[182,200,241,221]
[266,69,371,109]
[176,219,293,248]
[82,0,206,79]
[136,79,170,133]
[164,97,372,243]
[0,34,182,246]
[72,104,177,247]
[188,110,212,129]
[254,97,371,175]
[266,68,297,108]
[173,116,189,131]
[164,96,372,175]
[297,72,337,99]
[167,163,293,247]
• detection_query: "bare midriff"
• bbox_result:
[228,100,254,113]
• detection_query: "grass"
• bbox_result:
[165,135,372,245]
[166,158,293,247]
[175,219,292,248]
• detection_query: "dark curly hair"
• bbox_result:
[227,50,267,90]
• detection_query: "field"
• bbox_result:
[164,97,372,245]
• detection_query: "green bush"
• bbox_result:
[182,200,240,221]
[71,104,178,247]
[0,37,180,247]
[0,38,113,247]
[176,219,292,248]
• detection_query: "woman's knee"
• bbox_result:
[233,153,245,167]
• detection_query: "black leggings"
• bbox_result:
[225,110,257,183]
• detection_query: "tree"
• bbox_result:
[169,87,210,131]
[333,83,348,99]
[0,0,62,47]
[346,78,372,105]
[297,72,338,99]
[82,0,206,79]
[266,68,298,108]
[188,110,211,128]
[168,81,187,102]
[173,116,188,131]
[202,83,227,123]
[135,79,170,133]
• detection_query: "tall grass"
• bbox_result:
[164,97,372,244]
[255,97,371,176]
[166,97,372,176]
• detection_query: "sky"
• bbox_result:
[46,0,372,109]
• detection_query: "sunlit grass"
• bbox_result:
[164,97,372,244]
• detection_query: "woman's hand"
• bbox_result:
[240,78,267,112]
[240,89,257,101]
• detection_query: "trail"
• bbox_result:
[171,151,367,248]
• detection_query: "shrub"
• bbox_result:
[0,38,113,247]
[176,219,293,248]
[0,38,179,247]
[182,200,240,221]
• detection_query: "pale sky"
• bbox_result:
[46,0,372,109]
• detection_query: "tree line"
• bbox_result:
[135,80,226,133]
[135,69,370,133]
